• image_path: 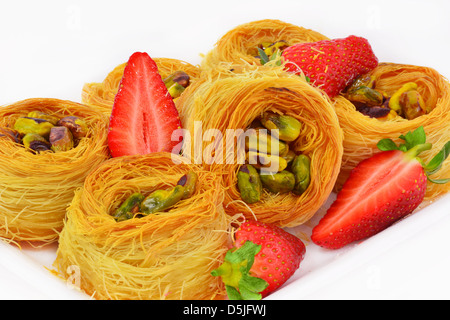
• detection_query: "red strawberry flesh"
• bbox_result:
[108,52,182,157]
[312,150,427,249]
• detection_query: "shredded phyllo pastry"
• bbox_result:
[54,153,234,300]
[176,67,343,227]
[334,63,450,200]
[0,98,109,244]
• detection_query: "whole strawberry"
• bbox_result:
[312,126,450,249]
[282,35,378,97]
[211,220,306,300]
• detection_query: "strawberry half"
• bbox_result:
[311,126,450,249]
[211,220,306,300]
[282,35,378,97]
[108,52,182,157]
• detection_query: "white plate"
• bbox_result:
[1,193,449,300]
[1,0,450,300]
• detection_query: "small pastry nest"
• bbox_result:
[0,98,110,244]
[176,68,343,228]
[54,152,232,300]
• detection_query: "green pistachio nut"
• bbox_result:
[167,83,186,99]
[399,90,426,120]
[140,185,185,215]
[260,112,302,142]
[49,126,74,152]
[113,192,145,222]
[389,82,418,116]
[260,170,295,194]
[260,42,272,48]
[57,116,88,139]
[237,164,262,204]
[14,117,54,138]
[245,128,289,156]
[291,154,311,195]
[345,86,384,106]
[246,151,288,173]
[27,111,59,125]
[22,133,51,152]
[177,171,198,199]
[165,70,190,88]
[282,150,297,166]
[347,74,376,90]
[164,71,191,99]
[263,40,290,56]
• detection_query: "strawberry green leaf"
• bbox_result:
[239,287,262,300]
[424,141,450,176]
[401,145,409,152]
[269,51,282,66]
[224,273,267,300]
[211,240,268,300]
[427,177,450,184]
[378,127,427,152]
[398,126,426,151]
[257,48,270,65]
[239,273,267,300]
[225,286,243,300]
[404,142,432,160]
[377,138,399,151]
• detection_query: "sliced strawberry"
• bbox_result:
[312,150,426,249]
[311,127,450,249]
[211,220,305,300]
[282,35,378,97]
[108,52,182,157]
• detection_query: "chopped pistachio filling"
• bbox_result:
[113,171,198,222]
[1,111,88,154]
[237,112,311,204]
[344,75,430,121]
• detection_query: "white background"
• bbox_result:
[0,0,450,300]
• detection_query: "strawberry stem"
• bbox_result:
[378,127,450,185]
[404,142,432,160]
[211,240,268,300]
